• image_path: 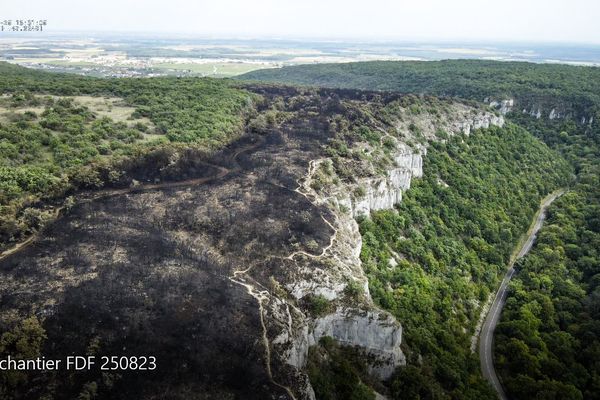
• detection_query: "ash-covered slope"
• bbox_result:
[0,86,503,399]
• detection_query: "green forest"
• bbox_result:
[0,62,255,250]
[493,116,600,399]
[358,124,570,399]
[495,169,600,399]
[240,60,600,118]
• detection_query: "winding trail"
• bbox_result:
[1,131,300,396]
[227,268,298,400]
[0,134,332,399]
[0,137,266,263]
[0,163,229,262]
[226,157,340,400]
[478,189,565,400]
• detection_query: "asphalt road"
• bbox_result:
[479,190,565,400]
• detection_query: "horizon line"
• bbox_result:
[2,30,600,47]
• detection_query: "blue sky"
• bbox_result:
[4,0,600,44]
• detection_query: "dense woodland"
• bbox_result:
[359,124,570,399]
[494,116,600,399]
[241,60,600,118]
[495,169,600,399]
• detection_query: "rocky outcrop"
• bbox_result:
[487,97,596,126]
[277,305,405,381]
[348,149,420,217]
[521,104,592,122]
[278,200,402,376]
[275,160,408,385]
[344,145,424,217]
[519,105,544,119]
[488,98,514,115]
[331,112,504,217]
[311,308,405,379]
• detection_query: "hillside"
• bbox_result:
[244,59,600,399]
[0,64,572,399]
[0,62,256,251]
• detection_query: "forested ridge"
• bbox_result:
[495,169,600,399]
[240,60,600,118]
[1,60,599,399]
[494,105,600,400]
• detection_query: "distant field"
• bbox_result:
[11,58,99,67]
[151,62,271,76]
[10,58,272,77]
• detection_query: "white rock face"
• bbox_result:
[326,143,427,218]
[450,113,504,136]
[395,144,424,177]
[283,192,367,303]
[351,178,403,217]
[277,183,407,387]
[341,112,504,218]
[489,98,514,115]
[283,324,311,368]
[489,97,596,125]
[579,115,594,126]
[523,107,543,119]
[282,306,405,381]
[310,308,406,379]
[549,108,563,120]
[289,273,347,301]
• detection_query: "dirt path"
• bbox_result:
[0,136,265,263]
[0,162,229,263]
[0,135,316,399]
[227,267,298,400]
[226,157,342,400]
[478,189,565,400]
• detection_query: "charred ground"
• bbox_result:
[0,83,522,400]
[0,86,376,399]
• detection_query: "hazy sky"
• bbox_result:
[4,0,600,43]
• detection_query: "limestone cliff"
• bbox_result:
[321,110,504,217]
[268,101,505,397]
[486,96,595,125]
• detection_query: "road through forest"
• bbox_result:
[479,189,565,400]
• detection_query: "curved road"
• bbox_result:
[479,189,565,400]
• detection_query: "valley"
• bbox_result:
[244,58,600,399]
[0,58,596,400]
[479,189,565,400]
